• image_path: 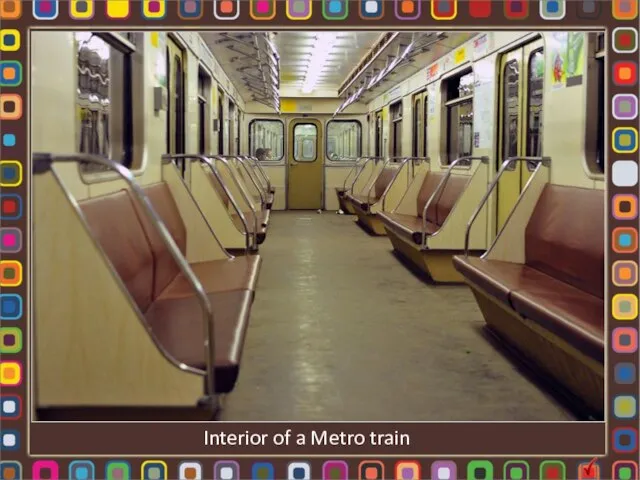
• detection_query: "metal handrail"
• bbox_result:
[463,156,551,257]
[33,152,217,400]
[342,157,367,192]
[211,155,261,248]
[243,155,272,194]
[163,154,253,252]
[347,156,385,197]
[382,156,430,211]
[365,156,407,205]
[232,156,266,205]
[421,155,489,248]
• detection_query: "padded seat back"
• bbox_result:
[525,185,604,299]
[374,166,396,200]
[133,183,188,298]
[416,172,443,222]
[435,175,470,225]
[79,191,155,312]
[207,171,231,208]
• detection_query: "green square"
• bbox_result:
[619,466,632,480]
[0,327,22,354]
[330,468,341,479]
[620,300,632,312]
[293,0,305,13]
[614,396,637,418]
[3,268,15,280]
[540,460,566,480]
[257,467,269,479]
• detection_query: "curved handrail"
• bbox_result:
[33,152,217,400]
[347,156,385,197]
[381,156,430,211]
[365,156,407,205]
[421,155,490,248]
[463,156,551,256]
[342,156,367,192]
[243,155,272,194]
[232,155,266,205]
[163,154,253,252]
[211,155,261,248]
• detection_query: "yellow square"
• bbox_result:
[0,29,20,52]
[106,0,129,18]
[70,0,94,19]
[612,293,638,320]
[0,161,22,187]
[0,361,22,386]
[141,461,167,480]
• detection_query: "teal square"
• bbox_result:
[0,61,22,87]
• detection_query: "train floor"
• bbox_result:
[220,211,575,421]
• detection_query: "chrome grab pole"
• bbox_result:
[365,156,406,205]
[341,157,366,193]
[347,156,384,198]
[421,155,489,249]
[381,156,430,211]
[33,153,217,400]
[244,155,272,194]
[211,155,261,249]
[232,155,266,205]
[463,156,551,257]
[162,154,254,252]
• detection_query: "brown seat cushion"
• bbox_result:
[511,283,604,363]
[379,212,439,245]
[374,166,396,199]
[416,172,443,222]
[158,256,261,300]
[80,191,156,312]
[145,290,253,393]
[436,175,469,225]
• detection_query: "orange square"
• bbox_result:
[0,0,22,19]
[2,66,16,80]
[619,67,633,81]
[0,94,22,120]
[619,267,633,280]
[0,260,22,287]
[401,0,414,13]
[0,361,22,386]
[613,0,638,20]
[220,0,233,13]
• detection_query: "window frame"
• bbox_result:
[293,123,319,162]
[248,118,285,162]
[583,32,606,178]
[390,101,403,157]
[524,47,544,168]
[441,68,474,166]
[325,119,363,162]
[76,32,139,177]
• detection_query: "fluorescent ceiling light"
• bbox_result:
[301,33,336,94]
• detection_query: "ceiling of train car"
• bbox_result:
[200,31,475,110]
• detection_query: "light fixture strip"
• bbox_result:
[302,33,336,94]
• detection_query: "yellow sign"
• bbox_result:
[281,99,297,113]
[151,32,159,48]
[454,47,466,65]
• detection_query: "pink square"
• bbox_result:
[256,0,269,13]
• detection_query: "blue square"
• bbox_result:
[437,0,451,13]
[0,461,22,479]
[613,428,638,453]
[511,1,523,12]
[70,460,95,480]
[33,0,59,19]
[0,61,22,87]
[0,294,22,320]
[620,234,633,247]
[615,363,637,384]
[1,164,18,181]
[2,134,16,147]
[328,0,342,13]
[614,129,638,153]
[546,1,559,13]
[4,35,16,47]
[293,467,306,479]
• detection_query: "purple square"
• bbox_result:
[613,94,639,120]
[184,0,196,13]
[402,467,414,479]
[511,1,523,12]
[148,0,161,13]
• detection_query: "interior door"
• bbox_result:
[287,119,323,210]
[495,38,545,231]
[166,36,186,175]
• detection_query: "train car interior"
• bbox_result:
[31,30,605,421]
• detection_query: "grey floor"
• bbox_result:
[221,211,574,421]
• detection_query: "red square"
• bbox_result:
[469,0,491,17]
[1,199,16,214]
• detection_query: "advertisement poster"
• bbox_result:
[566,32,585,87]
[472,59,495,149]
[153,32,167,88]
[547,32,568,90]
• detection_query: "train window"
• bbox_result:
[375,110,383,157]
[423,95,429,158]
[443,70,474,165]
[390,101,403,157]
[585,32,605,175]
[293,124,318,162]
[197,69,210,155]
[217,91,224,155]
[228,101,236,155]
[249,119,284,161]
[412,97,421,157]
[75,32,140,173]
[326,120,362,161]
[502,60,520,169]
[525,49,544,161]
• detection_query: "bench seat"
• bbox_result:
[80,183,260,396]
[345,166,395,212]
[379,213,438,244]
[146,289,252,393]
[453,184,604,414]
